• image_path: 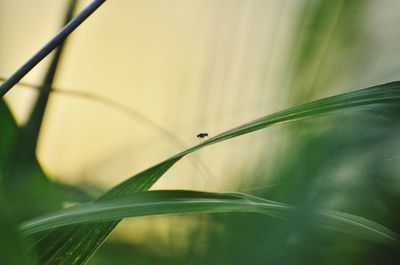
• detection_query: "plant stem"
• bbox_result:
[0,0,108,98]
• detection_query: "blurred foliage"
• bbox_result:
[201,115,400,265]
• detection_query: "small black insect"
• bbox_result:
[197,133,209,139]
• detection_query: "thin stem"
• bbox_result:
[0,0,107,98]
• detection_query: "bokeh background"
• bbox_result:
[1,0,400,264]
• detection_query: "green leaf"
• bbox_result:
[27,159,180,265]
[1,97,62,221]
[0,2,80,262]
[23,0,77,156]
[1,0,81,223]
[28,81,400,264]
[188,81,400,153]
[20,190,400,249]
[0,100,34,264]
[0,206,34,265]
[0,100,19,177]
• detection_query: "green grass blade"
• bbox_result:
[0,207,34,265]
[179,81,400,156]
[23,0,78,155]
[20,190,400,249]
[0,100,37,264]
[0,100,19,176]
[28,81,400,264]
[1,0,80,225]
[27,159,179,265]
[0,97,62,222]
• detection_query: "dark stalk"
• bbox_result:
[0,0,107,98]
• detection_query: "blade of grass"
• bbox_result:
[0,206,34,265]
[185,81,400,154]
[23,0,78,154]
[0,97,62,222]
[0,100,19,176]
[0,0,107,97]
[27,159,179,265]
[0,101,35,264]
[20,190,400,249]
[2,0,81,223]
[27,81,400,264]
[1,2,88,263]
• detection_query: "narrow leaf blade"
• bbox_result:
[20,190,400,249]
[29,82,400,264]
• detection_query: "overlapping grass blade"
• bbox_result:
[0,100,19,175]
[20,190,400,249]
[27,81,400,264]
[2,0,79,223]
[0,101,33,264]
[183,81,400,154]
[27,159,180,265]
[23,0,77,155]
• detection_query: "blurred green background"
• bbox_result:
[1,0,400,264]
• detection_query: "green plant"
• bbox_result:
[1,1,400,265]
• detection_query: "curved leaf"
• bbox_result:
[28,81,400,264]
[20,190,400,249]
